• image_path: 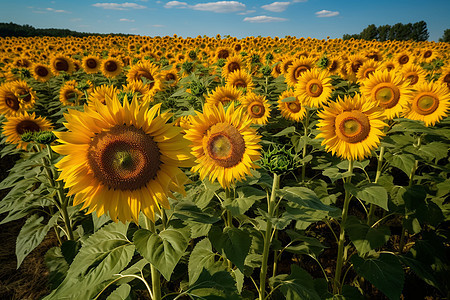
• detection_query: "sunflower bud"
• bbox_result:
[261,65,272,77]
[35,131,56,145]
[182,61,194,74]
[216,59,226,67]
[188,81,207,97]
[21,132,36,143]
[317,56,329,69]
[260,145,299,175]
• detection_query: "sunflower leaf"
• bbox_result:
[106,284,132,300]
[269,265,321,300]
[188,238,216,285]
[344,183,389,211]
[133,227,190,281]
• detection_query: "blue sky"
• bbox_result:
[0,0,449,41]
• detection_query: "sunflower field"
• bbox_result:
[0,35,449,300]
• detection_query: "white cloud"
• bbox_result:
[292,0,307,2]
[238,9,256,15]
[120,18,135,22]
[315,9,339,17]
[243,15,288,23]
[164,1,188,8]
[261,2,290,13]
[92,2,146,10]
[46,7,69,13]
[191,1,246,13]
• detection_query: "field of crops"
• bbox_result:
[0,35,449,299]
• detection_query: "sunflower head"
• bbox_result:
[316,94,387,161]
[50,54,75,75]
[278,89,307,122]
[241,92,271,125]
[101,57,123,78]
[294,68,333,109]
[31,63,52,82]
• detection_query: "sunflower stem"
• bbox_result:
[333,159,354,295]
[301,109,310,183]
[259,173,280,300]
[367,146,385,226]
[145,217,162,300]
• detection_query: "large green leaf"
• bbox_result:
[188,238,216,285]
[133,227,190,281]
[43,222,135,300]
[345,216,390,255]
[16,213,59,268]
[172,201,220,224]
[187,269,239,299]
[208,226,251,272]
[224,186,266,216]
[386,153,415,176]
[278,186,338,212]
[270,265,321,300]
[106,284,132,300]
[344,183,389,211]
[351,254,404,300]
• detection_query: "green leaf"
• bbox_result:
[322,167,353,183]
[273,126,296,137]
[173,201,220,224]
[133,228,189,281]
[106,284,131,300]
[278,186,339,213]
[344,183,388,211]
[387,153,415,176]
[208,226,251,272]
[188,238,216,285]
[345,216,390,255]
[281,96,296,102]
[224,186,266,216]
[398,255,441,292]
[351,253,404,300]
[187,269,239,299]
[43,222,135,300]
[270,265,321,300]
[45,246,69,289]
[16,213,59,268]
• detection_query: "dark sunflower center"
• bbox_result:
[283,61,293,73]
[399,55,409,64]
[64,90,77,103]
[105,61,118,72]
[36,66,49,77]
[228,62,240,73]
[413,93,439,116]
[233,79,247,89]
[217,49,229,59]
[136,71,155,89]
[405,72,419,85]
[287,102,301,113]
[165,73,176,81]
[248,102,265,118]
[423,51,432,58]
[363,68,375,79]
[54,58,69,71]
[16,120,41,135]
[206,124,245,168]
[351,61,363,73]
[88,125,160,191]
[5,92,20,111]
[374,84,400,109]
[294,65,310,79]
[335,110,371,143]
[86,58,98,69]
[443,74,450,88]
[329,61,338,72]
[306,80,324,97]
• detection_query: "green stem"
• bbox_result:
[146,218,162,300]
[333,159,354,295]
[301,109,310,183]
[367,146,385,226]
[259,173,280,300]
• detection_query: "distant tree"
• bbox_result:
[438,29,450,42]
[378,25,391,42]
[360,24,378,40]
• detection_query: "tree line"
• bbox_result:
[343,21,431,42]
[0,22,133,38]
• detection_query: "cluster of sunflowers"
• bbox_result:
[0,35,449,222]
[0,35,449,299]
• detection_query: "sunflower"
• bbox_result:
[356,60,381,82]
[59,82,83,107]
[294,68,333,108]
[360,69,411,119]
[419,48,436,63]
[278,89,307,122]
[50,54,75,75]
[346,54,367,80]
[222,55,245,78]
[183,103,261,188]
[101,57,123,78]
[325,55,342,75]
[161,68,179,87]
[31,63,52,82]
[123,80,152,102]
[214,46,233,61]
[241,92,271,125]
[401,62,427,87]
[126,60,161,95]
[88,84,119,107]
[52,96,192,223]
[403,81,450,127]
[225,70,254,92]
[316,94,387,161]
[394,51,411,68]
[82,56,101,74]
[438,65,450,91]
[0,82,24,116]
[2,111,52,150]
[285,57,316,87]
[11,80,37,110]
[206,85,242,107]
